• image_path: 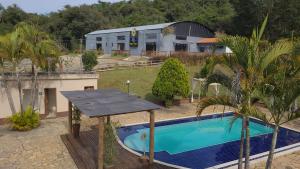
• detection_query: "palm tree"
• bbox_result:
[196,16,293,169]
[15,23,60,109]
[0,31,26,113]
[0,47,17,114]
[255,46,300,169]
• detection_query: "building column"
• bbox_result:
[98,117,105,169]
[149,110,155,164]
[68,101,72,134]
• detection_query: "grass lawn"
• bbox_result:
[98,64,229,102]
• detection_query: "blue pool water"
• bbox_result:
[117,113,300,169]
[124,116,273,154]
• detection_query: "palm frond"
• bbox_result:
[247,105,269,123]
[219,35,250,70]
[197,96,236,116]
[259,40,293,71]
[228,114,242,132]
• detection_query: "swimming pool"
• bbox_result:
[117,112,300,169]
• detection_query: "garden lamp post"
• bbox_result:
[126,80,131,94]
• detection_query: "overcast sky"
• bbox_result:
[1,0,121,14]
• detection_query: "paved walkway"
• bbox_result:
[0,118,76,169]
[0,104,299,169]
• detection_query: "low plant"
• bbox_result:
[9,106,40,131]
[104,122,119,166]
[82,50,98,71]
[72,106,81,124]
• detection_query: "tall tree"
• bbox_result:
[0,31,26,113]
[0,4,28,35]
[16,23,60,109]
[196,16,293,169]
[255,41,300,169]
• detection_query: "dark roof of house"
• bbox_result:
[61,89,161,118]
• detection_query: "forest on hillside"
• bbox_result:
[0,0,299,50]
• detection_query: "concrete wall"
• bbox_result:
[0,73,98,118]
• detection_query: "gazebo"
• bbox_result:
[61,89,161,169]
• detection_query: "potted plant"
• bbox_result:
[139,132,148,163]
[72,107,81,138]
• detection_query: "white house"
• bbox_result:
[0,73,98,120]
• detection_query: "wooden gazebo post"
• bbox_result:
[149,110,155,164]
[98,116,105,169]
[68,101,73,134]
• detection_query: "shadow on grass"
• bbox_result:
[144,93,163,105]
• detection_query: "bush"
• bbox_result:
[104,122,118,166]
[82,51,98,71]
[9,106,40,131]
[152,58,189,106]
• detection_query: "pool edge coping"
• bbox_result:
[115,111,300,169]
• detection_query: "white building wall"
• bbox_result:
[0,74,98,118]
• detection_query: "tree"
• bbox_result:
[82,51,98,71]
[47,5,109,50]
[16,23,60,109]
[255,43,300,169]
[0,4,28,35]
[152,58,189,106]
[197,16,293,169]
[0,31,26,113]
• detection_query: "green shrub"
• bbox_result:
[104,122,118,166]
[152,58,189,106]
[9,106,40,131]
[82,51,98,71]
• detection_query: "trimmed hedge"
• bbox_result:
[152,58,189,106]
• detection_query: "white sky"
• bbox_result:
[1,0,122,14]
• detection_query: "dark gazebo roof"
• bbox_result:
[61,89,161,118]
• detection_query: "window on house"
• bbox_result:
[146,42,156,51]
[117,36,125,40]
[216,45,224,49]
[199,46,206,52]
[117,43,125,50]
[146,33,157,39]
[176,35,187,40]
[96,37,102,41]
[175,43,187,51]
[84,86,94,91]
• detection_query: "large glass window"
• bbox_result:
[117,43,125,50]
[117,36,125,40]
[175,43,187,51]
[146,42,156,51]
[96,37,102,41]
[146,33,157,39]
[176,35,187,40]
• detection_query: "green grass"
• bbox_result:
[98,64,229,102]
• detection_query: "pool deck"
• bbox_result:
[1,103,300,169]
[61,129,173,169]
